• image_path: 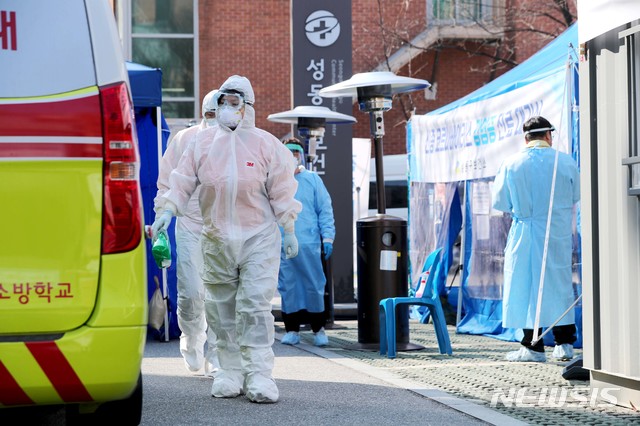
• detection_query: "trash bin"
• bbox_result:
[356,215,409,345]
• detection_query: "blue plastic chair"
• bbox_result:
[379,247,452,358]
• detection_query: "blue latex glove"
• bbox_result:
[323,242,333,260]
[151,210,173,241]
[283,232,298,259]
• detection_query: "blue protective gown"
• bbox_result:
[492,142,580,329]
[278,168,335,314]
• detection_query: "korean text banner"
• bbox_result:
[409,71,568,183]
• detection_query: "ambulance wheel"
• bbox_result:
[66,372,143,425]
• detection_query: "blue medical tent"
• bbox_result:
[126,61,180,340]
[407,24,581,347]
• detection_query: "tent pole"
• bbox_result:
[156,106,169,343]
[456,181,466,326]
[531,294,582,346]
[162,267,169,342]
[532,56,572,344]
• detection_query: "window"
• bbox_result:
[429,0,493,25]
[116,0,198,118]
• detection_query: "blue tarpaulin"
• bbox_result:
[127,61,163,107]
[126,62,179,340]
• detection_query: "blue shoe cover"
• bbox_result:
[281,331,300,345]
[314,329,329,347]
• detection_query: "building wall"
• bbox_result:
[195,0,574,155]
[197,0,292,139]
[511,0,578,62]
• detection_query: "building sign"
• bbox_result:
[292,1,353,302]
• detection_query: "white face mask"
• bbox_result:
[205,118,217,127]
[217,106,242,129]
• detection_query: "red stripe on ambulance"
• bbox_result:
[26,341,93,403]
[0,360,35,405]
[0,142,102,158]
[0,94,101,137]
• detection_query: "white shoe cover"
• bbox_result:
[281,331,300,345]
[211,370,244,398]
[552,343,574,361]
[204,358,220,378]
[204,329,219,378]
[180,334,205,372]
[244,373,279,403]
[314,328,329,347]
[506,347,546,362]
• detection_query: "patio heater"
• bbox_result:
[267,106,356,326]
[319,72,430,349]
[268,106,356,169]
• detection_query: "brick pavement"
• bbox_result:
[275,320,640,425]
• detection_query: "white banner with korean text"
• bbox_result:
[409,71,569,183]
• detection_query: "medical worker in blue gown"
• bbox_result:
[278,138,335,347]
[492,116,580,363]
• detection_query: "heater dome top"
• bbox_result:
[319,71,430,98]
[267,106,356,125]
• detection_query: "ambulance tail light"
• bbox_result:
[100,82,142,254]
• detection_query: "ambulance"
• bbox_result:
[0,1,146,423]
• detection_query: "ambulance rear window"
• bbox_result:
[0,0,95,97]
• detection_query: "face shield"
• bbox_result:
[285,142,305,167]
[218,75,255,106]
[524,125,555,144]
[217,92,245,110]
[524,125,555,136]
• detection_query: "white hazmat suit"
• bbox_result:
[155,76,301,403]
[153,90,220,376]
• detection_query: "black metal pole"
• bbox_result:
[373,135,386,215]
[370,109,386,215]
[322,254,335,326]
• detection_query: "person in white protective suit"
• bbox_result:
[152,75,301,403]
[153,90,221,376]
[492,116,580,363]
[278,138,335,347]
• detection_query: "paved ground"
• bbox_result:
[278,319,640,425]
[141,336,494,426]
